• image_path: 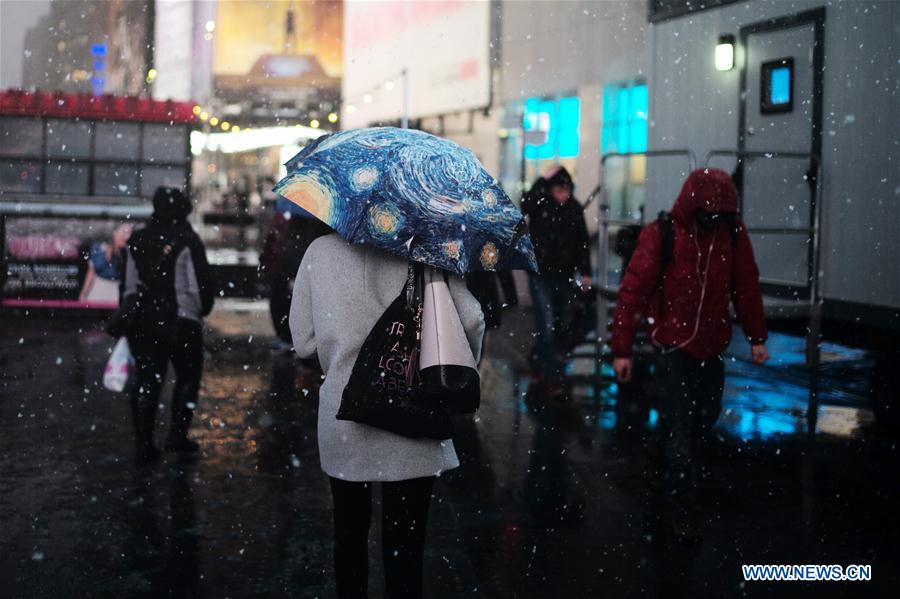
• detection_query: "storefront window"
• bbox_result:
[601,81,648,155]
[557,96,581,158]
[523,95,581,160]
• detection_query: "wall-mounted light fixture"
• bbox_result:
[715,34,735,71]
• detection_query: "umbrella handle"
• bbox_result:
[497,217,529,271]
[405,260,425,310]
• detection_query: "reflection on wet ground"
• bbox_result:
[1,307,898,598]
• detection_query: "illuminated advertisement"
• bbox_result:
[342,0,491,127]
[2,216,143,309]
[213,0,342,107]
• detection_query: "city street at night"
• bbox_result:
[1,0,898,597]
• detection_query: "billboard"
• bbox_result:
[104,0,154,96]
[2,216,142,309]
[213,0,342,111]
[342,0,491,127]
[153,0,194,101]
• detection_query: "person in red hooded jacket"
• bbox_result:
[610,168,769,536]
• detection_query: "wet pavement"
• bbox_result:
[1,303,898,598]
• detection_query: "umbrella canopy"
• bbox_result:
[274,195,316,219]
[273,127,537,275]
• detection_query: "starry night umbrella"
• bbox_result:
[273,127,538,275]
[275,194,316,219]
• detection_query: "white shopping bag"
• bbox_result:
[103,337,134,392]
[419,270,480,414]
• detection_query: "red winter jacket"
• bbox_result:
[610,168,767,359]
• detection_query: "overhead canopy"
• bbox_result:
[191,125,325,155]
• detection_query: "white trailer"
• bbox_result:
[596,0,899,430]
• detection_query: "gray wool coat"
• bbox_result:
[290,234,485,482]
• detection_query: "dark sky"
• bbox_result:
[1,0,52,88]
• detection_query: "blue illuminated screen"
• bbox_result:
[523,95,581,160]
[601,82,648,155]
[769,67,791,105]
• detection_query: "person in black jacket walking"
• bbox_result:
[521,167,592,398]
[123,187,215,466]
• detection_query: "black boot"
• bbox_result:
[164,434,200,454]
[167,389,198,453]
[131,390,161,468]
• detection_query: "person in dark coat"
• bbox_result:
[521,166,592,398]
[610,168,769,538]
[259,203,332,348]
[123,187,215,467]
[465,272,503,330]
[259,209,292,345]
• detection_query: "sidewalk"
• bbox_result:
[0,305,897,598]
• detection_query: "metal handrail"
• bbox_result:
[586,149,698,209]
[602,218,652,228]
[591,149,697,363]
[587,147,826,434]
[705,148,825,435]
[704,148,820,163]
[594,150,696,292]
[745,227,814,235]
[606,148,698,169]
[703,149,822,300]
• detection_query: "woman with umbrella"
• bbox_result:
[279,128,536,598]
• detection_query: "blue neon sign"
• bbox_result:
[523,95,581,160]
[601,82,648,155]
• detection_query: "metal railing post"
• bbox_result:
[592,149,696,388]
[806,156,824,436]
[705,149,824,435]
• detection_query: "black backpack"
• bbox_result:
[338,262,455,440]
[615,211,738,315]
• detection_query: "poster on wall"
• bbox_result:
[342,0,491,127]
[2,216,141,309]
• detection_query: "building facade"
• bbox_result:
[340,0,650,211]
[497,0,650,202]
[22,0,153,97]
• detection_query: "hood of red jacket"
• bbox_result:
[670,168,738,226]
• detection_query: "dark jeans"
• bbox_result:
[655,350,725,496]
[329,476,435,599]
[128,318,203,454]
[269,276,293,345]
[528,274,578,384]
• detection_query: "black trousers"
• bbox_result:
[128,318,204,453]
[329,476,435,599]
[655,350,725,496]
